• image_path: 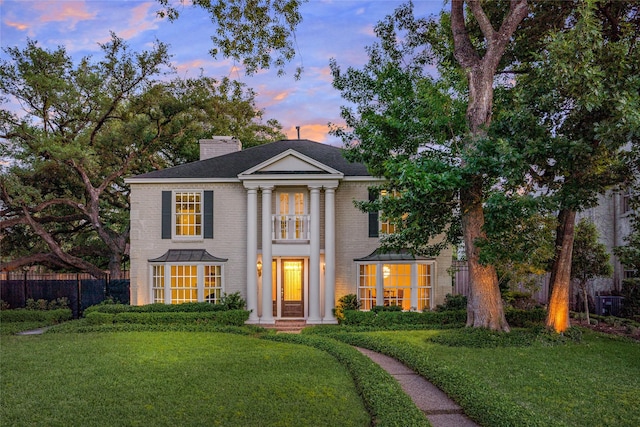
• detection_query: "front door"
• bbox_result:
[281,259,304,317]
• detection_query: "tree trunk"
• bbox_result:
[450,0,528,331]
[582,284,590,325]
[546,209,577,332]
[462,179,510,331]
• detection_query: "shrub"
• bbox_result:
[333,294,360,323]
[219,292,246,310]
[25,298,70,311]
[0,300,10,310]
[505,308,546,327]
[371,305,402,313]
[435,293,467,311]
[620,278,640,320]
[84,301,228,315]
[503,291,540,310]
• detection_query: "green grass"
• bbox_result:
[1,332,370,427]
[344,328,640,427]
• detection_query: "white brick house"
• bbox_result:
[125,138,453,324]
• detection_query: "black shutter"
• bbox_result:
[161,191,172,239]
[368,189,379,238]
[204,190,214,239]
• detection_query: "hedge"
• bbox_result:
[262,334,429,427]
[84,310,249,326]
[340,308,546,328]
[0,308,73,324]
[84,302,227,315]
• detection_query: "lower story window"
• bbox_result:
[358,265,377,311]
[151,263,224,304]
[357,262,434,311]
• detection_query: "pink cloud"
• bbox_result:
[34,1,96,28]
[119,2,159,39]
[4,19,28,31]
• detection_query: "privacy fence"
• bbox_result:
[0,272,130,318]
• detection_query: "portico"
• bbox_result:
[239,149,342,324]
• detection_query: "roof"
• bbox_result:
[354,248,433,262]
[148,249,228,263]
[131,139,370,180]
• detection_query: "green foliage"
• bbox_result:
[0,35,284,276]
[371,304,402,313]
[505,308,547,327]
[262,334,429,427]
[341,309,466,327]
[0,308,72,324]
[435,293,467,311]
[426,326,582,348]
[25,298,69,311]
[621,278,640,321]
[219,292,246,310]
[157,0,305,78]
[84,301,227,314]
[503,291,540,310]
[332,333,553,427]
[0,300,10,310]
[572,218,613,284]
[84,310,249,327]
[334,293,360,323]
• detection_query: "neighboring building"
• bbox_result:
[125,138,453,324]
[578,187,637,293]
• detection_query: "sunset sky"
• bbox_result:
[0,0,445,145]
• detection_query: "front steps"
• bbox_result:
[260,320,307,333]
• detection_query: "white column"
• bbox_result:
[260,186,275,323]
[246,187,259,322]
[308,186,322,323]
[376,263,384,307]
[323,186,337,323]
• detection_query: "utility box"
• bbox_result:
[595,296,624,317]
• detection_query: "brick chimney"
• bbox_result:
[199,136,242,160]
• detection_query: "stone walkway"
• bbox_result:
[356,347,479,427]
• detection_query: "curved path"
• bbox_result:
[356,347,479,427]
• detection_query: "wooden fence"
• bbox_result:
[0,272,129,318]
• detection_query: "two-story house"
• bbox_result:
[125,137,453,324]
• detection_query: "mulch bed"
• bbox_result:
[571,318,640,341]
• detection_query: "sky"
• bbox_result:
[0,0,445,145]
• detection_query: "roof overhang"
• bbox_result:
[148,249,228,263]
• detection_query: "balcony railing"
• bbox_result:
[272,214,310,241]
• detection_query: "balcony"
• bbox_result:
[272,214,310,241]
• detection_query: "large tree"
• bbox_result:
[490,1,640,331]
[0,35,284,278]
[331,1,528,331]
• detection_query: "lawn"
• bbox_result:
[1,332,370,427]
[351,329,640,427]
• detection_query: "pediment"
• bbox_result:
[239,149,342,177]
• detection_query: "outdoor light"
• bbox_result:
[257,260,262,277]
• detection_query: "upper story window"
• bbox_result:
[379,189,406,235]
[274,191,309,241]
[175,192,202,237]
[162,190,213,240]
[621,190,631,215]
